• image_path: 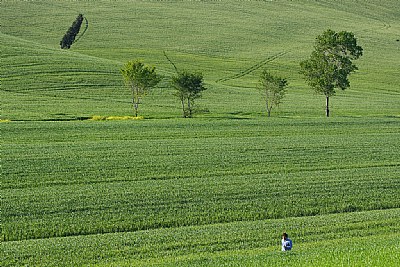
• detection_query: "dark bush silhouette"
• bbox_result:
[60,14,84,49]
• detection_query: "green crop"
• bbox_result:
[3,118,399,242]
[3,209,400,266]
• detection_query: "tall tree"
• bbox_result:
[60,14,84,49]
[172,71,206,118]
[120,60,161,117]
[259,70,288,117]
[300,29,363,117]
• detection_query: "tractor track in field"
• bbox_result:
[215,51,287,83]
[74,17,89,44]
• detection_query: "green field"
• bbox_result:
[1,0,400,266]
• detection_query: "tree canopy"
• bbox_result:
[120,60,161,117]
[172,71,206,118]
[300,29,363,117]
[259,70,288,117]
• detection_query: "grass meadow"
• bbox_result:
[1,0,400,266]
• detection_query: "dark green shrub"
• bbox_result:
[60,14,84,49]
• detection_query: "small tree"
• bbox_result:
[120,60,161,117]
[172,71,206,118]
[300,29,363,117]
[259,70,288,117]
[60,14,84,49]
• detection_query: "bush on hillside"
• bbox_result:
[60,14,84,49]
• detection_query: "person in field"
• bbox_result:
[281,232,293,251]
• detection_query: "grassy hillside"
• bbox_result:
[1,1,400,266]
[2,0,399,120]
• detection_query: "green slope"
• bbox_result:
[1,0,400,120]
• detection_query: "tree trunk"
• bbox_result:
[132,88,137,117]
[326,95,330,117]
[132,86,139,117]
[180,97,186,118]
[267,105,271,117]
[187,98,192,118]
[266,101,271,117]
[134,103,138,117]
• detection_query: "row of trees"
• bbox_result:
[121,29,363,118]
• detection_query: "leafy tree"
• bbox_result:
[259,70,288,117]
[300,29,363,117]
[172,71,207,118]
[60,14,84,49]
[120,60,161,117]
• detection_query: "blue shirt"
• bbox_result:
[282,238,293,251]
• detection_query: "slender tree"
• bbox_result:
[300,29,363,117]
[172,71,206,118]
[120,60,161,117]
[259,70,288,117]
[60,14,84,49]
